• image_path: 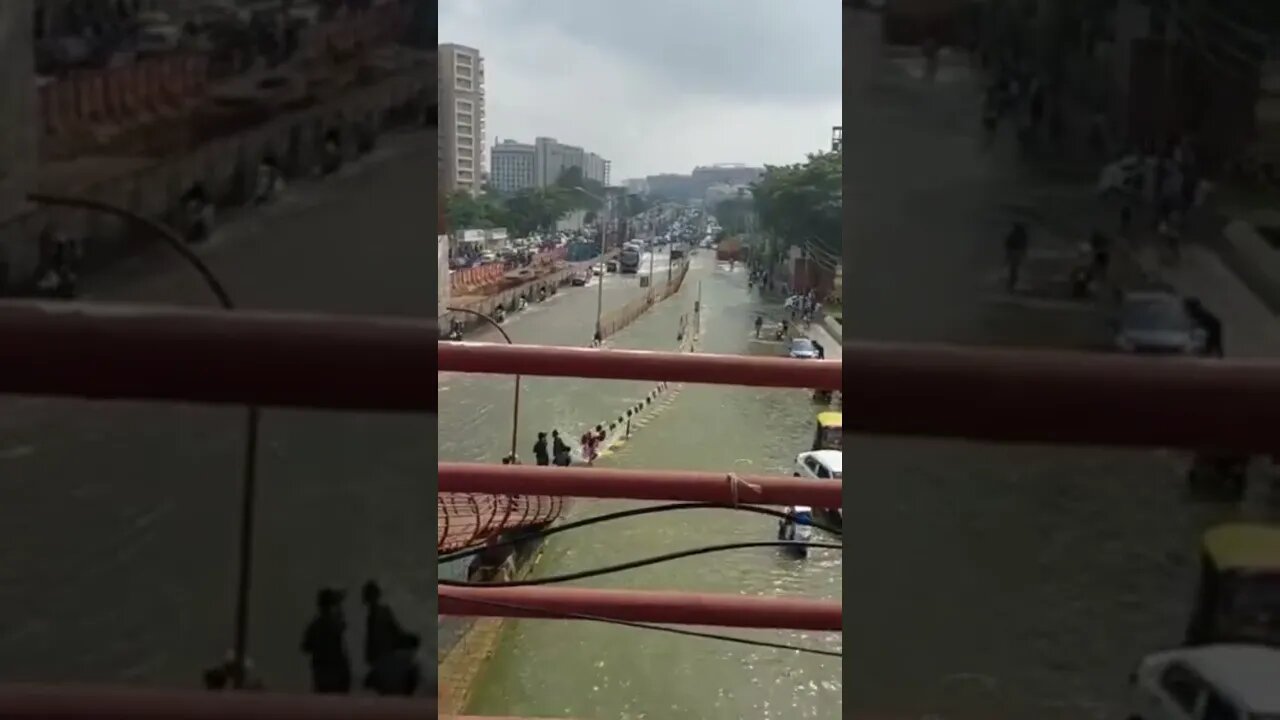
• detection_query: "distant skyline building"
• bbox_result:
[489,139,536,192]
[644,163,763,202]
[491,136,610,191]
[439,43,485,195]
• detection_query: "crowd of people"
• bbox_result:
[530,427,607,467]
[299,581,421,696]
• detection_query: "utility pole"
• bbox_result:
[594,194,609,340]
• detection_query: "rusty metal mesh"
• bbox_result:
[437,492,567,552]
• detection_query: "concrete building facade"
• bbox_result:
[531,136,609,187]
[489,139,535,192]
[438,43,485,195]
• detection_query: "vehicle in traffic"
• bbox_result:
[776,505,815,557]
[1185,523,1280,647]
[670,242,688,261]
[794,449,842,524]
[619,244,642,274]
[570,272,589,287]
[789,337,819,359]
[1114,291,1207,355]
[1127,644,1280,720]
[812,411,842,452]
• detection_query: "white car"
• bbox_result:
[794,450,842,520]
[1128,644,1280,720]
[795,450,841,482]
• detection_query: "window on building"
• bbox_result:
[456,79,473,91]
[457,125,473,137]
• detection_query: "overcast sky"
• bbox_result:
[438,0,842,182]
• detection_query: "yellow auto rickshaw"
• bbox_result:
[812,411,842,451]
[1185,523,1280,647]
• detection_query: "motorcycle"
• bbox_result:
[493,306,506,324]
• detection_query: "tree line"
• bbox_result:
[710,147,842,266]
[445,166,653,236]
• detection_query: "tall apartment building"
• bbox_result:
[490,139,536,192]
[438,43,485,195]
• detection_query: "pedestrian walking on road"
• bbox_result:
[533,432,549,466]
[361,581,420,696]
[754,315,763,338]
[1005,222,1029,292]
[551,430,571,467]
[1185,298,1224,357]
[813,340,825,360]
[301,588,351,694]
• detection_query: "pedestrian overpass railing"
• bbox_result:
[9,300,1280,718]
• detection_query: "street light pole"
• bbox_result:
[446,306,521,462]
[595,195,609,340]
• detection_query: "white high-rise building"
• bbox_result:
[489,139,536,193]
[438,43,485,195]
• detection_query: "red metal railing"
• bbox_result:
[12,298,1280,717]
[438,491,565,552]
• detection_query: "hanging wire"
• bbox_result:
[440,540,843,587]
[438,501,842,564]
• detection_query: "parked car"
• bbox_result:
[1127,644,1280,720]
[1114,291,1206,355]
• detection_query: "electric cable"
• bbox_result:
[444,593,843,659]
[438,501,842,564]
[439,540,843,588]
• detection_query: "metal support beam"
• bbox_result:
[0,685,430,719]
[439,585,843,631]
[0,301,435,412]
[440,342,843,390]
[439,463,842,507]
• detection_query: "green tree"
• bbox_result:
[445,190,494,230]
[711,189,754,235]
[504,187,574,236]
[554,166,606,210]
[752,149,841,259]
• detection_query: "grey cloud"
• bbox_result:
[443,0,841,101]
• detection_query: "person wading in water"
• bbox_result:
[301,588,351,694]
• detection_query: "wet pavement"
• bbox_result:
[843,10,1273,718]
[438,251,683,464]
[464,258,843,720]
[0,131,433,689]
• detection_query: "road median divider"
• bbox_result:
[598,260,689,341]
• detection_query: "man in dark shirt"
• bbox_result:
[362,581,419,695]
[301,588,351,693]
[1184,298,1224,357]
[533,432,550,466]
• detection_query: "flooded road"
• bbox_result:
[0,131,433,689]
[439,250,682,464]
[460,260,843,720]
[840,10,1270,718]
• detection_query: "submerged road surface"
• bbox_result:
[0,131,433,689]
[842,10,1270,719]
[463,261,843,720]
